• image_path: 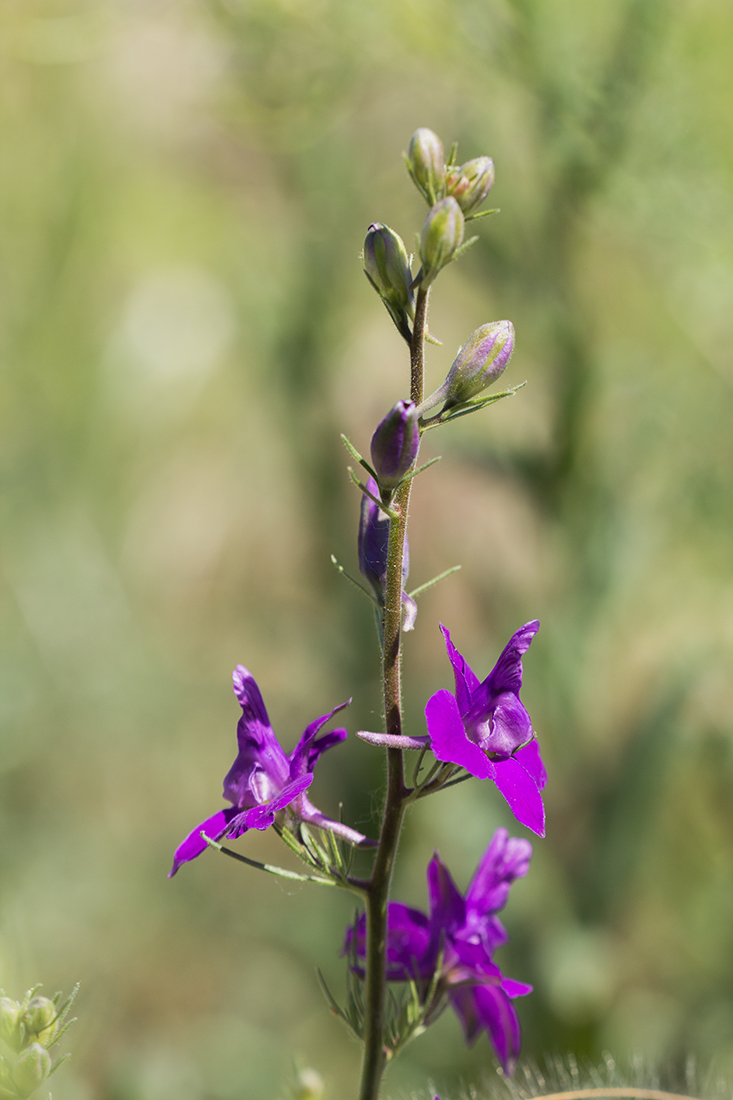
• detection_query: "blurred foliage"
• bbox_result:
[1,0,733,1098]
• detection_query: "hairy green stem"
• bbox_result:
[358,286,429,1100]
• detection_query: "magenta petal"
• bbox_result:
[227,773,313,835]
[386,903,433,980]
[501,978,533,998]
[224,668,290,802]
[481,915,510,952]
[466,828,532,916]
[299,795,375,847]
[290,699,351,776]
[168,806,238,877]
[439,624,480,714]
[483,692,533,755]
[513,738,547,792]
[492,756,545,837]
[425,690,495,780]
[357,730,430,750]
[449,986,483,1046]
[484,620,539,697]
[232,664,271,726]
[470,983,522,1074]
[346,904,431,980]
[427,852,466,933]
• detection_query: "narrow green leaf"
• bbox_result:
[330,555,376,602]
[201,832,334,886]
[408,564,461,599]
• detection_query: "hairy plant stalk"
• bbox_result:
[359,287,429,1100]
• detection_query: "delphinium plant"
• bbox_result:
[169,128,547,1100]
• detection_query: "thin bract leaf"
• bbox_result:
[398,456,441,486]
[452,235,480,261]
[341,433,377,480]
[330,555,376,602]
[466,207,500,221]
[408,565,461,599]
[348,469,399,520]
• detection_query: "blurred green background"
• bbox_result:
[2,0,733,1097]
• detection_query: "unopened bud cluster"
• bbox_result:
[0,987,76,1100]
[365,128,498,330]
[404,127,496,287]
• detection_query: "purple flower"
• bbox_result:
[358,622,546,832]
[169,666,368,877]
[358,477,417,631]
[425,622,546,836]
[345,829,533,1073]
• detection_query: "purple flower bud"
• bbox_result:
[12,1043,52,1098]
[419,198,465,286]
[358,478,391,598]
[446,156,495,215]
[358,478,415,629]
[370,400,419,491]
[407,127,445,204]
[443,320,515,408]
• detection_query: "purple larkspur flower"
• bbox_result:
[426,622,546,836]
[169,666,368,876]
[345,829,533,1073]
[357,622,546,833]
[358,476,417,631]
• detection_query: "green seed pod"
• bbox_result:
[407,128,445,204]
[446,156,495,215]
[418,197,464,286]
[12,1043,52,1099]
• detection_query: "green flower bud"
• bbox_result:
[407,128,445,204]
[12,1043,52,1098]
[23,998,57,1046]
[446,156,495,215]
[0,1058,17,1100]
[363,223,414,340]
[418,198,464,286]
[292,1067,324,1100]
[443,320,515,408]
[0,997,22,1051]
